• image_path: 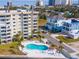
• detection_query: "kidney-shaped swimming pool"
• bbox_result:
[25,44,48,50]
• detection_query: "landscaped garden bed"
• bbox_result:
[56,36,79,43]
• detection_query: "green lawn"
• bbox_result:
[0,42,18,48]
[0,42,24,55]
[56,36,79,43]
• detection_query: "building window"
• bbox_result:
[6,15,10,17]
[23,14,28,16]
[24,21,28,22]
[19,18,21,19]
[24,31,28,32]
[13,25,15,27]
[33,29,37,31]
[24,34,28,35]
[1,27,6,29]
[24,17,28,19]
[1,34,6,36]
[1,30,6,32]
[34,26,37,28]
[19,14,22,16]
[7,33,10,35]
[7,30,11,31]
[1,19,5,21]
[24,37,27,38]
[33,20,37,22]
[29,17,31,18]
[6,22,10,24]
[33,14,37,15]
[24,24,28,26]
[13,14,15,16]
[0,15,5,17]
[7,36,11,38]
[13,22,16,23]
[13,18,15,20]
[0,15,10,17]
[2,37,6,39]
[7,19,9,21]
[14,32,16,33]
[13,28,16,30]
[24,27,28,29]
[33,23,37,25]
[7,26,10,28]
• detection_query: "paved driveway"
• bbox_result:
[68,41,79,51]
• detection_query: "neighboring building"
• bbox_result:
[50,0,78,6]
[55,0,61,5]
[66,0,72,5]
[36,0,40,6]
[49,0,67,6]
[45,16,79,39]
[49,0,55,6]
[36,0,44,6]
[78,0,79,5]
[40,0,44,6]
[72,0,79,6]
[62,19,79,39]
[61,0,67,5]
[45,16,65,32]
[0,10,38,42]
[7,0,12,7]
[48,0,79,6]
[63,19,79,32]
[55,0,66,5]
[66,0,79,6]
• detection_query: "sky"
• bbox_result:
[0,0,78,6]
[73,0,79,4]
[0,0,48,6]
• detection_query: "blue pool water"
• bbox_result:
[26,44,48,50]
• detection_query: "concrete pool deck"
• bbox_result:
[19,41,66,59]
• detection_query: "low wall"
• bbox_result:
[0,55,66,59]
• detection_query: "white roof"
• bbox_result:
[0,10,38,15]
[0,10,31,14]
[69,30,79,35]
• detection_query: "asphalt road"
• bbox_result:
[48,35,77,53]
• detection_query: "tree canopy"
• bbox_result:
[48,6,79,18]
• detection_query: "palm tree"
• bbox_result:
[0,39,1,44]
[13,32,22,42]
[32,29,42,41]
[28,34,33,40]
[50,44,58,49]
[13,34,20,42]
[58,40,64,53]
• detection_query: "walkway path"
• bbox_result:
[47,34,79,58]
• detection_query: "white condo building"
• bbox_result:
[0,10,39,42]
